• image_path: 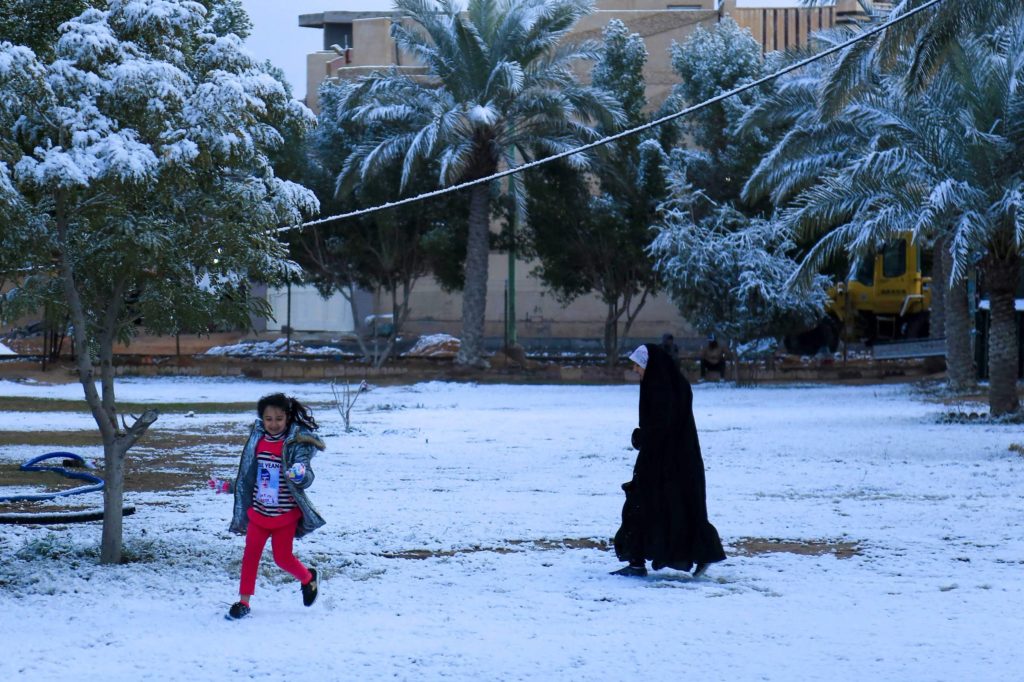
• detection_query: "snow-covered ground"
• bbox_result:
[0,378,1021,681]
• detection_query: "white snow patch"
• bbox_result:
[204,338,340,357]
[0,379,1021,681]
[977,298,1024,311]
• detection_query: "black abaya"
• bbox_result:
[614,344,726,571]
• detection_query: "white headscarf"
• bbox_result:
[628,345,648,369]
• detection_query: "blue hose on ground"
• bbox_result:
[0,452,104,503]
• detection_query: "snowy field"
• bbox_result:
[0,377,1021,681]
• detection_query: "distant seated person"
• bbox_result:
[700,334,728,380]
[660,332,680,367]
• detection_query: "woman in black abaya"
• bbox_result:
[612,343,726,577]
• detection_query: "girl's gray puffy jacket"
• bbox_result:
[230,419,326,538]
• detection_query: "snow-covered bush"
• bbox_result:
[649,169,830,344]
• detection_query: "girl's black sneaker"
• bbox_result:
[302,568,319,607]
[226,602,250,620]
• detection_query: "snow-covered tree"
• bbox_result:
[0,0,317,562]
[0,0,104,58]
[663,16,771,209]
[648,17,828,349]
[525,20,663,366]
[649,165,830,344]
[335,0,622,367]
[200,0,251,38]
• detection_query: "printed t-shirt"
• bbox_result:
[251,433,297,516]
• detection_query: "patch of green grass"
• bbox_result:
[15,534,98,563]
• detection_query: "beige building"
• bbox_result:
[293,0,880,348]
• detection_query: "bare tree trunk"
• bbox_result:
[56,195,157,564]
[930,238,945,340]
[985,254,1020,416]
[945,277,975,391]
[620,288,651,353]
[371,280,414,369]
[603,302,620,368]
[100,431,127,562]
[60,246,123,562]
[339,279,374,364]
[98,306,122,562]
[457,182,491,368]
[944,251,975,392]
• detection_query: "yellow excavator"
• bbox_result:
[784,234,931,355]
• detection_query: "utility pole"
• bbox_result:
[505,147,519,349]
[286,278,292,356]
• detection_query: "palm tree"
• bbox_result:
[818,0,1019,113]
[747,21,1024,414]
[743,50,975,390]
[336,0,622,366]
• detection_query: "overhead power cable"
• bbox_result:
[279,0,944,234]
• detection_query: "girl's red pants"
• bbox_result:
[239,507,311,596]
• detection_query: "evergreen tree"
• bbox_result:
[0,0,104,58]
[649,161,829,345]
[653,17,818,345]
[664,16,771,210]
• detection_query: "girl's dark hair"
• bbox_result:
[257,393,318,431]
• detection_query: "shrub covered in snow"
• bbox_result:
[650,170,830,345]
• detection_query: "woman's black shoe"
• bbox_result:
[226,602,250,620]
[692,563,709,578]
[610,564,648,577]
